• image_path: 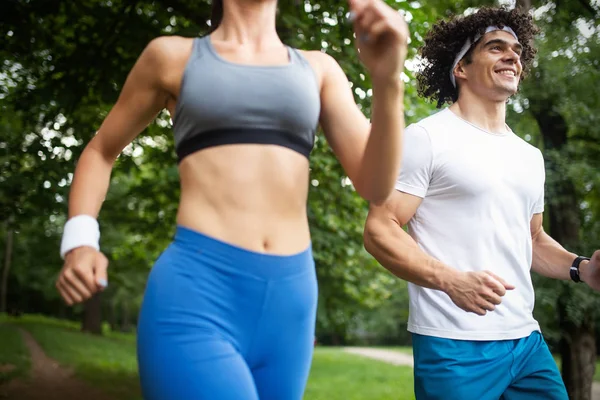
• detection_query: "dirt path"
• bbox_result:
[0,327,111,400]
[344,347,414,367]
[343,347,600,400]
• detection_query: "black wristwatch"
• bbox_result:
[570,256,591,283]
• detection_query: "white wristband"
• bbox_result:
[60,215,101,259]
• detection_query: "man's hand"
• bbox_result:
[444,270,515,316]
[580,250,600,291]
[349,0,409,83]
[56,247,108,305]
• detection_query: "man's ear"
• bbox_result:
[453,60,468,85]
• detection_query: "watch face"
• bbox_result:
[570,266,581,283]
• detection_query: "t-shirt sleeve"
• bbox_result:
[394,124,434,198]
[533,151,545,214]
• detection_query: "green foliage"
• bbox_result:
[349,280,413,345]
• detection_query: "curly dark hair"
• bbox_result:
[416,6,540,108]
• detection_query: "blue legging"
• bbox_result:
[137,226,318,400]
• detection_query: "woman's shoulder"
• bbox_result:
[131,36,197,91]
[297,49,337,68]
[296,49,344,85]
[142,35,196,62]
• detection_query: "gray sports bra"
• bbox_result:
[172,36,321,162]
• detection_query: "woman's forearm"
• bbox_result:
[67,141,115,219]
[356,78,405,204]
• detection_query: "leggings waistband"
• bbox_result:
[173,225,314,280]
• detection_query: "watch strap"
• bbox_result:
[570,256,591,283]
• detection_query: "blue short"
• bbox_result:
[412,331,568,400]
[136,226,318,400]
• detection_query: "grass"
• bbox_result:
[24,322,140,399]
[3,314,140,399]
[0,314,415,400]
[0,322,31,384]
[306,348,414,400]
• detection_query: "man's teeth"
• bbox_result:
[496,70,516,76]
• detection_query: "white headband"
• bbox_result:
[450,25,519,88]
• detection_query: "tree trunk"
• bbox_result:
[558,301,596,400]
[81,292,103,335]
[109,300,118,332]
[1,220,15,314]
[57,303,67,319]
[121,301,130,332]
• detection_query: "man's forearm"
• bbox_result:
[531,231,580,280]
[364,216,457,291]
[356,78,405,204]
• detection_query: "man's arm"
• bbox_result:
[530,213,597,283]
[363,191,453,290]
[364,191,514,316]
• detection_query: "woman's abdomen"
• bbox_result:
[176,144,312,255]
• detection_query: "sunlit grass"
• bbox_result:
[306,347,415,400]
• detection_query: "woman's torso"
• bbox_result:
[158,35,325,255]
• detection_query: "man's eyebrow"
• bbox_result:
[483,38,523,52]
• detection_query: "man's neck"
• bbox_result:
[449,90,509,135]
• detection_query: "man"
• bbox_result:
[363,6,600,400]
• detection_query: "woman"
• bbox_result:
[56,0,409,398]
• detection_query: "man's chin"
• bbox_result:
[494,84,518,99]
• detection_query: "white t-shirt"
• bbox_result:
[396,108,545,341]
